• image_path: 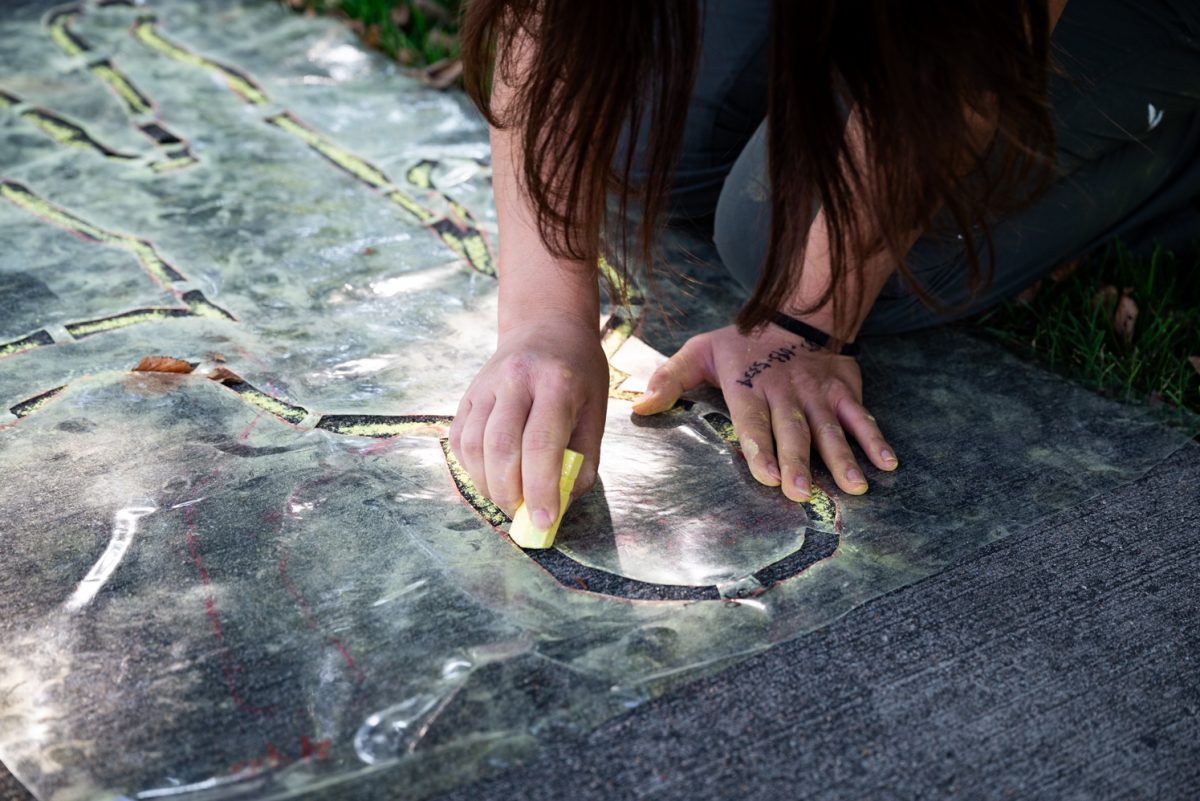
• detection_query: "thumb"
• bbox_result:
[632,335,713,415]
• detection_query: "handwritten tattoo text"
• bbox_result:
[735,342,812,389]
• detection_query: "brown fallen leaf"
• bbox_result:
[1113,290,1138,346]
[1015,279,1042,305]
[1188,356,1200,376]
[207,351,227,363]
[208,366,244,383]
[413,57,463,91]
[1091,284,1118,313]
[1049,256,1083,283]
[363,23,381,49]
[133,356,195,374]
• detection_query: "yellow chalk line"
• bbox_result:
[0,331,54,359]
[316,416,451,438]
[89,61,153,116]
[440,439,508,526]
[1,181,184,285]
[65,308,179,338]
[46,8,88,57]
[266,113,391,189]
[221,383,307,424]
[264,113,497,276]
[131,17,269,106]
[10,386,66,419]
[18,108,137,160]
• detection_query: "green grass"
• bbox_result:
[285,0,461,66]
[971,244,1200,418]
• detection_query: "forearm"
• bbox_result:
[783,208,910,343]
[489,30,598,338]
[492,121,599,336]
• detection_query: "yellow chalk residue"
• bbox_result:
[0,338,40,358]
[1,182,106,242]
[185,296,232,320]
[385,189,439,224]
[48,15,85,56]
[322,419,449,438]
[67,310,173,337]
[405,161,434,189]
[802,486,836,526]
[269,114,392,189]
[597,255,645,307]
[12,387,65,419]
[151,154,197,173]
[132,20,269,106]
[127,240,179,284]
[89,63,151,115]
[438,230,467,258]
[22,112,83,147]
[236,388,306,424]
[440,439,508,527]
[460,233,495,276]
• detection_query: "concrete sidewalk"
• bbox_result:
[440,441,1200,800]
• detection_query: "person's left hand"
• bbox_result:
[632,324,898,500]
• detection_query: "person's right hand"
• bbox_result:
[449,313,609,530]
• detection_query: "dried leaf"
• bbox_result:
[1049,257,1082,283]
[389,5,410,28]
[363,23,381,49]
[414,57,463,90]
[208,366,243,383]
[207,351,227,363]
[1091,284,1118,313]
[1188,356,1200,376]
[1113,292,1138,346]
[132,356,195,374]
[1015,280,1042,305]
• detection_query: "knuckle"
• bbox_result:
[460,430,485,459]
[540,364,577,394]
[484,428,522,459]
[786,412,810,436]
[780,451,810,468]
[523,428,560,454]
[816,421,843,440]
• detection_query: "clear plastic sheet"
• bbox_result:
[0,2,1194,801]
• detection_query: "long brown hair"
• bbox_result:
[462,1,1056,333]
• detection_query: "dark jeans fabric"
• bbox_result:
[660,0,1200,335]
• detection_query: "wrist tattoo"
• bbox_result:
[736,342,810,389]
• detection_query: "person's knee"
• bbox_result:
[713,195,765,294]
[713,125,771,294]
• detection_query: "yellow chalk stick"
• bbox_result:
[508,449,585,550]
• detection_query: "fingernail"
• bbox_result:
[846,467,865,485]
[881,448,896,465]
[531,509,553,531]
[766,463,781,483]
[794,475,812,499]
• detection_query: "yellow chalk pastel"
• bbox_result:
[508,449,585,549]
